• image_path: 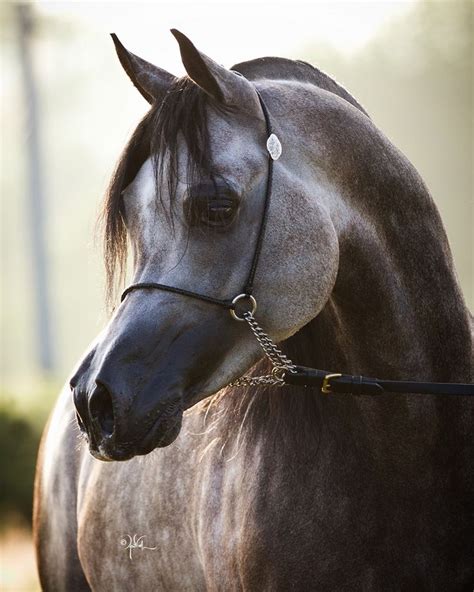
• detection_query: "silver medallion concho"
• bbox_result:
[266,133,282,160]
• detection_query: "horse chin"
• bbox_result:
[86,411,184,462]
[141,411,183,452]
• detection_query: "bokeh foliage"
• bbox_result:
[0,404,41,526]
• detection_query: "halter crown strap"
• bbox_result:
[243,92,274,296]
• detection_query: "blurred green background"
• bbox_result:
[1,1,472,589]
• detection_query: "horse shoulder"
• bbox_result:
[33,385,90,591]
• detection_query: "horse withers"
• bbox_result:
[34,30,473,591]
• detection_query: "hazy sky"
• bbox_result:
[37,1,419,72]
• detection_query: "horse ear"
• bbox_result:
[111,34,176,104]
[170,29,261,116]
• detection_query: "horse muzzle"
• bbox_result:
[72,378,184,461]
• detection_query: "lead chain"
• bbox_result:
[229,312,297,387]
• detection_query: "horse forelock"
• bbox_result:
[100,76,232,307]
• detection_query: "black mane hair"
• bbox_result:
[100,76,228,306]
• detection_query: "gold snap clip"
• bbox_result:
[321,373,342,394]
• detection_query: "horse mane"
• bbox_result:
[99,77,230,305]
[231,56,369,116]
[202,316,334,453]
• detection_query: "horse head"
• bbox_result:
[71,30,339,461]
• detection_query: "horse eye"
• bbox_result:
[185,195,238,228]
[207,203,234,224]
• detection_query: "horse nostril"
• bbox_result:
[89,383,115,438]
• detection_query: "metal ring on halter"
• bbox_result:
[230,294,257,321]
[271,367,287,381]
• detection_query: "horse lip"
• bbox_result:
[138,407,183,453]
[92,437,137,461]
[88,405,183,461]
[90,449,116,462]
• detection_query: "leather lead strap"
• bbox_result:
[284,366,474,396]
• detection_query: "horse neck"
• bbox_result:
[206,86,472,452]
[304,83,472,382]
[211,229,471,459]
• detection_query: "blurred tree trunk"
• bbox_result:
[16,3,54,373]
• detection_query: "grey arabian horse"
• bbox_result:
[34,30,473,590]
